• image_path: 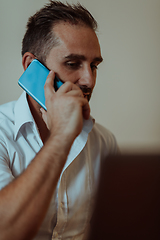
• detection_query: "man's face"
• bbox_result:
[45,22,103,101]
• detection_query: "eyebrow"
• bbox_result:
[64,54,103,63]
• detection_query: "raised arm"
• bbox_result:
[0,71,90,240]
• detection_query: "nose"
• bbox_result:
[78,65,96,89]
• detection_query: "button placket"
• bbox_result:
[53,171,68,238]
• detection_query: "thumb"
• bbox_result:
[40,108,49,129]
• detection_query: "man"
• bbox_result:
[0,1,119,240]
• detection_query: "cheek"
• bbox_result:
[57,67,80,83]
[46,63,72,82]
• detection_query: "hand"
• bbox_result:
[40,71,90,144]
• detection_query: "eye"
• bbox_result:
[91,64,98,71]
[65,61,82,70]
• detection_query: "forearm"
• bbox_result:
[0,136,71,240]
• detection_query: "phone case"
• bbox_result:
[18,59,63,110]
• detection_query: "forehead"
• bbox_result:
[50,22,101,59]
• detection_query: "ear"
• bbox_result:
[22,52,36,71]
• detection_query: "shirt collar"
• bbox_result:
[14,91,95,141]
[82,116,95,134]
[14,91,35,140]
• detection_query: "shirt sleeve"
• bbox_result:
[0,138,15,190]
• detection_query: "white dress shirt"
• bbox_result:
[0,92,119,240]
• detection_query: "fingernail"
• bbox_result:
[40,108,44,113]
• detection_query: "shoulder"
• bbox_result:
[0,102,17,189]
[0,101,16,125]
[0,100,16,142]
[90,122,119,155]
[92,122,116,143]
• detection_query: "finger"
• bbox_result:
[66,89,84,98]
[44,70,56,97]
[56,81,80,94]
[40,108,49,129]
[77,97,91,120]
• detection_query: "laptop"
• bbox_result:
[89,155,160,240]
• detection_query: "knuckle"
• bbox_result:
[65,81,73,88]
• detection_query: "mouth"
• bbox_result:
[83,92,90,97]
[78,85,92,102]
[83,92,92,101]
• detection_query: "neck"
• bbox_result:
[27,95,50,144]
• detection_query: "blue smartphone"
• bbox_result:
[18,59,63,110]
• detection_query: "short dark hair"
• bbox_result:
[22,0,98,64]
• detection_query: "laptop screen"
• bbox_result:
[89,155,160,240]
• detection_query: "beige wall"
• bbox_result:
[0,0,160,153]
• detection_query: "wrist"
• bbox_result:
[43,133,73,167]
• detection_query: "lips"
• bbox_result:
[78,85,92,102]
[83,92,90,97]
[83,92,92,101]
